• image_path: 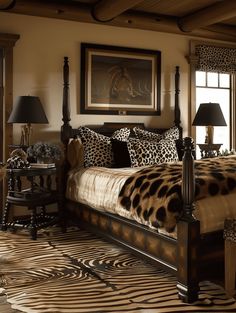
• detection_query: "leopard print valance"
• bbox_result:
[195,45,236,73]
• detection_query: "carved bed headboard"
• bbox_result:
[60,57,182,144]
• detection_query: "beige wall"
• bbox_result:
[0,12,193,144]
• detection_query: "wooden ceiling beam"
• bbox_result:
[1,0,93,22]
[92,0,143,22]
[113,10,236,41]
[2,0,236,42]
[178,0,236,32]
[0,0,15,9]
[204,23,236,38]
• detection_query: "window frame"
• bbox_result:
[188,40,236,150]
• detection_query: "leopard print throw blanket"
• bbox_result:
[118,156,236,232]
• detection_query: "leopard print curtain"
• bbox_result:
[195,45,236,73]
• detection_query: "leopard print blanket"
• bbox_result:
[118,156,236,232]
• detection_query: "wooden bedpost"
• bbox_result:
[174,67,181,128]
[173,66,183,161]
[61,56,72,145]
[59,57,73,231]
[177,137,200,303]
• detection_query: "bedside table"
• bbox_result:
[1,166,63,240]
[198,143,222,159]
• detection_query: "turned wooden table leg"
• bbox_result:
[1,201,10,231]
[30,207,37,240]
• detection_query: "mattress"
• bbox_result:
[66,166,236,236]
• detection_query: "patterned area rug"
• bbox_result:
[0,227,235,313]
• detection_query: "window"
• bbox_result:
[188,41,236,159]
[195,71,231,153]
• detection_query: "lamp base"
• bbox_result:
[20,123,32,146]
[205,126,214,145]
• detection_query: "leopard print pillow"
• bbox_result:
[112,128,130,141]
[133,126,179,141]
[133,127,162,141]
[127,138,179,167]
[163,126,180,140]
[78,127,130,167]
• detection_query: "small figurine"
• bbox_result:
[7,148,30,169]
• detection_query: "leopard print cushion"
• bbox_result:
[163,126,180,140]
[78,127,130,167]
[133,127,162,141]
[127,138,179,167]
[112,128,130,141]
[133,126,179,141]
[118,155,236,232]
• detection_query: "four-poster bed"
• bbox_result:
[60,56,228,303]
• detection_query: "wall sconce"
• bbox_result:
[192,102,227,144]
[8,96,48,146]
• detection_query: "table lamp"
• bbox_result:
[8,96,49,146]
[192,102,227,144]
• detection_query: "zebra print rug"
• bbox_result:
[0,227,235,313]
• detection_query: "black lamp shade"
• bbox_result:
[8,96,48,124]
[192,102,227,126]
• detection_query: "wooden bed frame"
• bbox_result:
[60,57,224,303]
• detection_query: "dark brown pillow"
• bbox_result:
[111,139,131,168]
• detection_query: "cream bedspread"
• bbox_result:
[66,166,236,236]
[66,167,139,217]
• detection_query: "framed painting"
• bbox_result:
[80,43,161,115]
